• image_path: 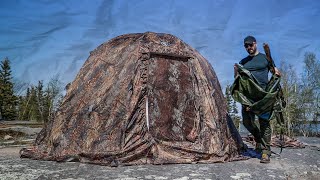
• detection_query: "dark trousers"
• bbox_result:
[242,106,271,155]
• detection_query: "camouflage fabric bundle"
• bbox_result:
[230,64,283,119]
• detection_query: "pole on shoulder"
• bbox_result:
[263,43,276,75]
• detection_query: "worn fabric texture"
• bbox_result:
[20,32,244,166]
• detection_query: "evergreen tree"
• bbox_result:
[231,101,238,116]
[231,100,241,129]
[21,87,31,120]
[16,76,63,122]
[17,85,40,121]
[225,84,240,129]
[0,57,17,120]
[225,85,233,114]
[36,81,44,121]
[28,86,39,121]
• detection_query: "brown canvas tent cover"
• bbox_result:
[21,32,244,166]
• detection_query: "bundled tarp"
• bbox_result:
[20,32,244,166]
[230,64,284,120]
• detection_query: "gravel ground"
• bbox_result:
[0,137,319,180]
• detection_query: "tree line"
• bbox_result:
[0,57,63,122]
[1,52,319,136]
[225,52,320,137]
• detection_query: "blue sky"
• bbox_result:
[1,0,320,90]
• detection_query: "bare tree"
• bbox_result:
[279,60,300,136]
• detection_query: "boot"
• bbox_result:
[260,153,270,163]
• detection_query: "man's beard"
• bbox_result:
[247,47,257,55]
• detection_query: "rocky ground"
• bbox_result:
[0,122,319,180]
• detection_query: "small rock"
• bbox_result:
[110,159,119,167]
[172,177,189,180]
[4,135,13,140]
[231,173,252,179]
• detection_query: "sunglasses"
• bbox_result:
[244,43,255,48]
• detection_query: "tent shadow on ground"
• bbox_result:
[242,148,262,159]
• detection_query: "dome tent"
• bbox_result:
[21,32,244,166]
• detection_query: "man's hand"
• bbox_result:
[274,67,281,76]
[234,63,239,78]
[245,106,251,111]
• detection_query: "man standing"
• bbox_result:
[234,35,280,163]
